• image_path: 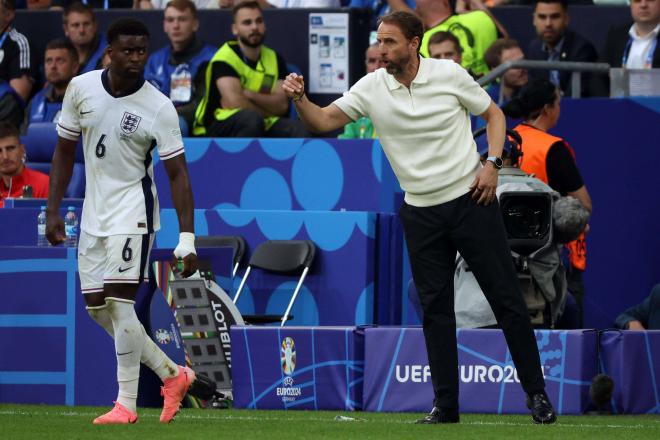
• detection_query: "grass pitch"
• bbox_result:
[1,404,658,440]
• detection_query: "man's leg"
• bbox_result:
[399,202,460,422]
[267,117,312,138]
[450,194,555,423]
[206,109,265,137]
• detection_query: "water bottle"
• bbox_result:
[37,206,47,246]
[64,206,78,247]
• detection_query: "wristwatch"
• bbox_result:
[486,156,503,170]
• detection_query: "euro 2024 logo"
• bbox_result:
[281,337,296,375]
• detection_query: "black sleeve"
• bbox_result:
[545,141,584,195]
[211,61,240,80]
[276,53,288,80]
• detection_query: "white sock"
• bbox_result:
[140,325,180,382]
[86,304,114,337]
[106,298,144,414]
[87,303,180,382]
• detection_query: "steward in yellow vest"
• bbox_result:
[420,11,498,76]
[193,2,308,138]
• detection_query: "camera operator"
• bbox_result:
[502,78,592,328]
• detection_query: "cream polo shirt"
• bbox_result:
[334,57,491,207]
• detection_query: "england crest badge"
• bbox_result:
[120,111,142,134]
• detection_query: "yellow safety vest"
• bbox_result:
[420,11,497,76]
[193,41,280,136]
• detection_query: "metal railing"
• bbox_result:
[477,60,611,99]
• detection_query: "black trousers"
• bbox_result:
[399,192,546,410]
[206,109,311,138]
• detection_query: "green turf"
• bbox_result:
[1,404,658,440]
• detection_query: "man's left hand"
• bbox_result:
[173,253,198,278]
[469,164,499,205]
[173,232,198,278]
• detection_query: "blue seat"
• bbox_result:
[27,162,86,199]
[21,122,85,164]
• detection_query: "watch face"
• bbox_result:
[494,157,503,169]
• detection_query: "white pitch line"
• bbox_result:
[0,409,656,430]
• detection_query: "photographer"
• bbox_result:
[502,78,592,328]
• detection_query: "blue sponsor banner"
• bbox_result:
[363,328,596,414]
[231,326,364,410]
[599,330,660,414]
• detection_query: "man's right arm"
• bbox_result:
[281,73,351,133]
[217,76,264,115]
[46,137,78,245]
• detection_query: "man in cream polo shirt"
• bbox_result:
[282,11,556,425]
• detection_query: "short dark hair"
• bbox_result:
[378,11,424,53]
[107,18,150,45]
[428,31,462,55]
[534,0,568,10]
[165,0,198,19]
[63,1,95,24]
[502,78,557,120]
[0,121,20,140]
[484,38,521,70]
[232,0,262,21]
[45,38,78,63]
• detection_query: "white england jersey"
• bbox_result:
[57,69,185,236]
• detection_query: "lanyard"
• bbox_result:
[622,35,658,68]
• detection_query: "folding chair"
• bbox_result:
[195,235,247,278]
[233,240,316,326]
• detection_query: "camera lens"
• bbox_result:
[501,197,550,239]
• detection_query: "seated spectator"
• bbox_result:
[338,42,383,139]
[427,30,481,79]
[602,0,659,69]
[615,284,660,330]
[62,2,106,74]
[135,0,223,8]
[502,78,592,327]
[593,0,660,95]
[0,121,49,207]
[0,0,34,127]
[52,0,133,9]
[483,38,527,104]
[26,0,51,8]
[193,1,309,137]
[266,0,340,7]
[145,0,216,134]
[349,0,416,28]
[417,0,500,75]
[527,0,598,97]
[24,38,78,128]
[427,31,461,63]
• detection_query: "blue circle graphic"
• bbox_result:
[233,280,255,315]
[216,204,255,228]
[304,211,358,251]
[265,282,319,326]
[259,138,304,160]
[355,283,374,325]
[240,168,292,210]
[371,140,382,182]
[255,211,304,240]
[291,140,343,210]
[215,138,253,153]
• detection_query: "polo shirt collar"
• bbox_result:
[384,55,429,90]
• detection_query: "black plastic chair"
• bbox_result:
[233,240,316,327]
[195,235,247,278]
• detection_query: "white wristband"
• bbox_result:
[173,232,196,259]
